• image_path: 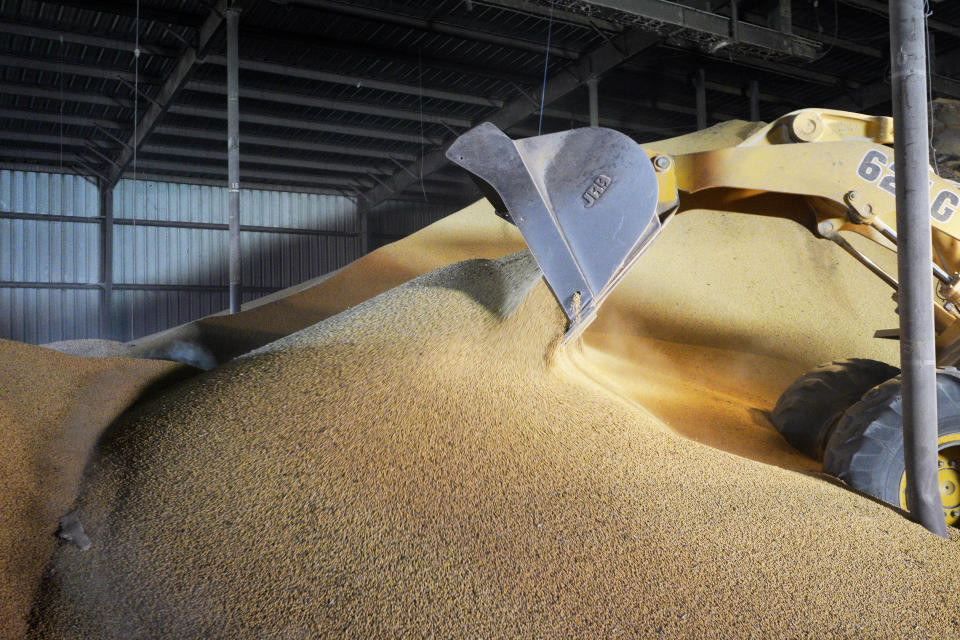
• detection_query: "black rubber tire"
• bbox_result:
[770,359,899,460]
[823,368,960,509]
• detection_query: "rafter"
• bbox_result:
[357,27,662,211]
[0,21,179,56]
[184,80,474,127]
[105,0,246,186]
[279,0,583,59]
[167,103,446,145]
[152,125,419,161]
[202,55,504,107]
[0,53,162,84]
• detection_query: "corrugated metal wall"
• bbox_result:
[110,178,362,340]
[0,170,101,343]
[1,169,461,345]
[368,199,453,250]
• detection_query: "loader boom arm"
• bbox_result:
[446,109,960,363]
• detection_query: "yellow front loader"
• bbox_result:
[447,109,960,527]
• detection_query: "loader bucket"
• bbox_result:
[446,122,663,342]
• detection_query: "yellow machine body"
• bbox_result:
[644,109,960,366]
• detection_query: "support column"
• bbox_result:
[890,0,948,537]
[730,0,740,44]
[359,205,369,256]
[777,0,792,35]
[226,6,242,313]
[99,181,114,339]
[748,80,760,122]
[587,76,599,127]
[696,69,707,130]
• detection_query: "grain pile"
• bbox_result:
[11,119,955,637]
[27,251,960,639]
[124,199,526,366]
[0,340,189,639]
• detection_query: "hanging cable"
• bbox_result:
[924,0,941,176]
[923,0,950,279]
[537,1,555,136]
[418,47,428,203]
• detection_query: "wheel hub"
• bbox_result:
[899,440,960,527]
[939,452,960,525]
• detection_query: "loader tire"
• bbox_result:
[771,359,899,460]
[823,368,960,527]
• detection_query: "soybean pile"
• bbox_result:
[10,119,959,638]
[0,341,188,639]
[28,251,960,639]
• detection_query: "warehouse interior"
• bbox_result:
[7,1,960,638]
[6,0,960,343]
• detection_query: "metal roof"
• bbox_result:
[1,0,959,211]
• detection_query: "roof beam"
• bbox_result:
[184,80,474,127]
[0,53,162,84]
[238,23,539,87]
[537,108,688,135]
[618,65,804,107]
[358,27,662,211]
[0,148,86,165]
[542,97,740,126]
[141,144,470,184]
[203,55,503,108]
[0,131,89,147]
[0,120,420,165]
[130,159,375,188]
[38,1,205,29]
[105,0,236,187]
[739,8,883,58]
[280,0,582,59]
[0,132,456,184]
[563,0,819,58]
[129,160,473,198]
[0,21,179,57]
[0,106,128,130]
[0,81,134,109]
[472,0,625,32]
[723,50,859,89]
[168,104,446,145]
[0,19,534,88]
[153,125,418,161]
[118,171,359,196]
[486,0,880,59]
[140,144,391,174]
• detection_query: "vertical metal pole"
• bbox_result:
[99,181,114,339]
[777,0,792,34]
[226,7,242,314]
[748,80,760,122]
[890,0,948,537]
[729,0,739,44]
[359,205,369,256]
[696,69,707,130]
[587,76,599,127]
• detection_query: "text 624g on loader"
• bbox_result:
[447,108,960,528]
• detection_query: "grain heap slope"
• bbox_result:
[30,252,960,640]
[0,341,188,639]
